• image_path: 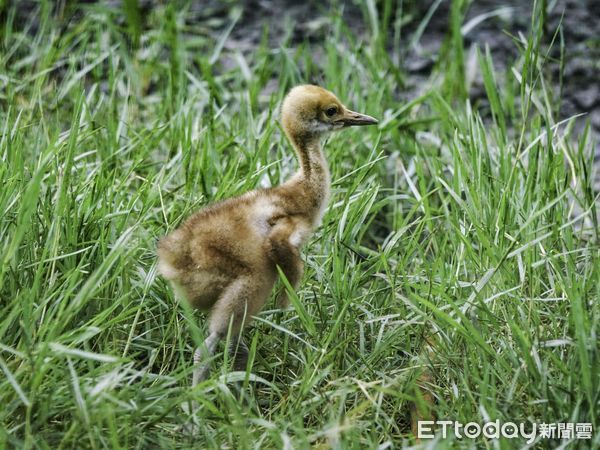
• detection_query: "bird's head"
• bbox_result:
[281,85,378,140]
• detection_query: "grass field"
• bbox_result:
[0,1,598,448]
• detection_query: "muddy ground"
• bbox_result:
[202,0,599,157]
[12,0,600,174]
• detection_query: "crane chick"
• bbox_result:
[158,85,378,386]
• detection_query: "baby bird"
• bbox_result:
[158,85,378,385]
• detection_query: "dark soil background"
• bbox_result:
[199,0,600,159]
[10,0,600,176]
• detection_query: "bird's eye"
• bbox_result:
[325,106,338,117]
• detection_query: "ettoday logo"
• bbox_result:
[418,420,593,443]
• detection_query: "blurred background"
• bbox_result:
[8,0,599,143]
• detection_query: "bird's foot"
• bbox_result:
[180,400,201,434]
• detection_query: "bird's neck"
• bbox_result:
[286,132,331,221]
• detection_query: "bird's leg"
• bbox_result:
[266,224,304,308]
[275,256,303,308]
[192,278,256,388]
[228,335,249,371]
[192,331,221,387]
[206,274,269,362]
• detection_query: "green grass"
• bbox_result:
[0,1,598,448]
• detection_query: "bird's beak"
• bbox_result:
[338,109,379,127]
